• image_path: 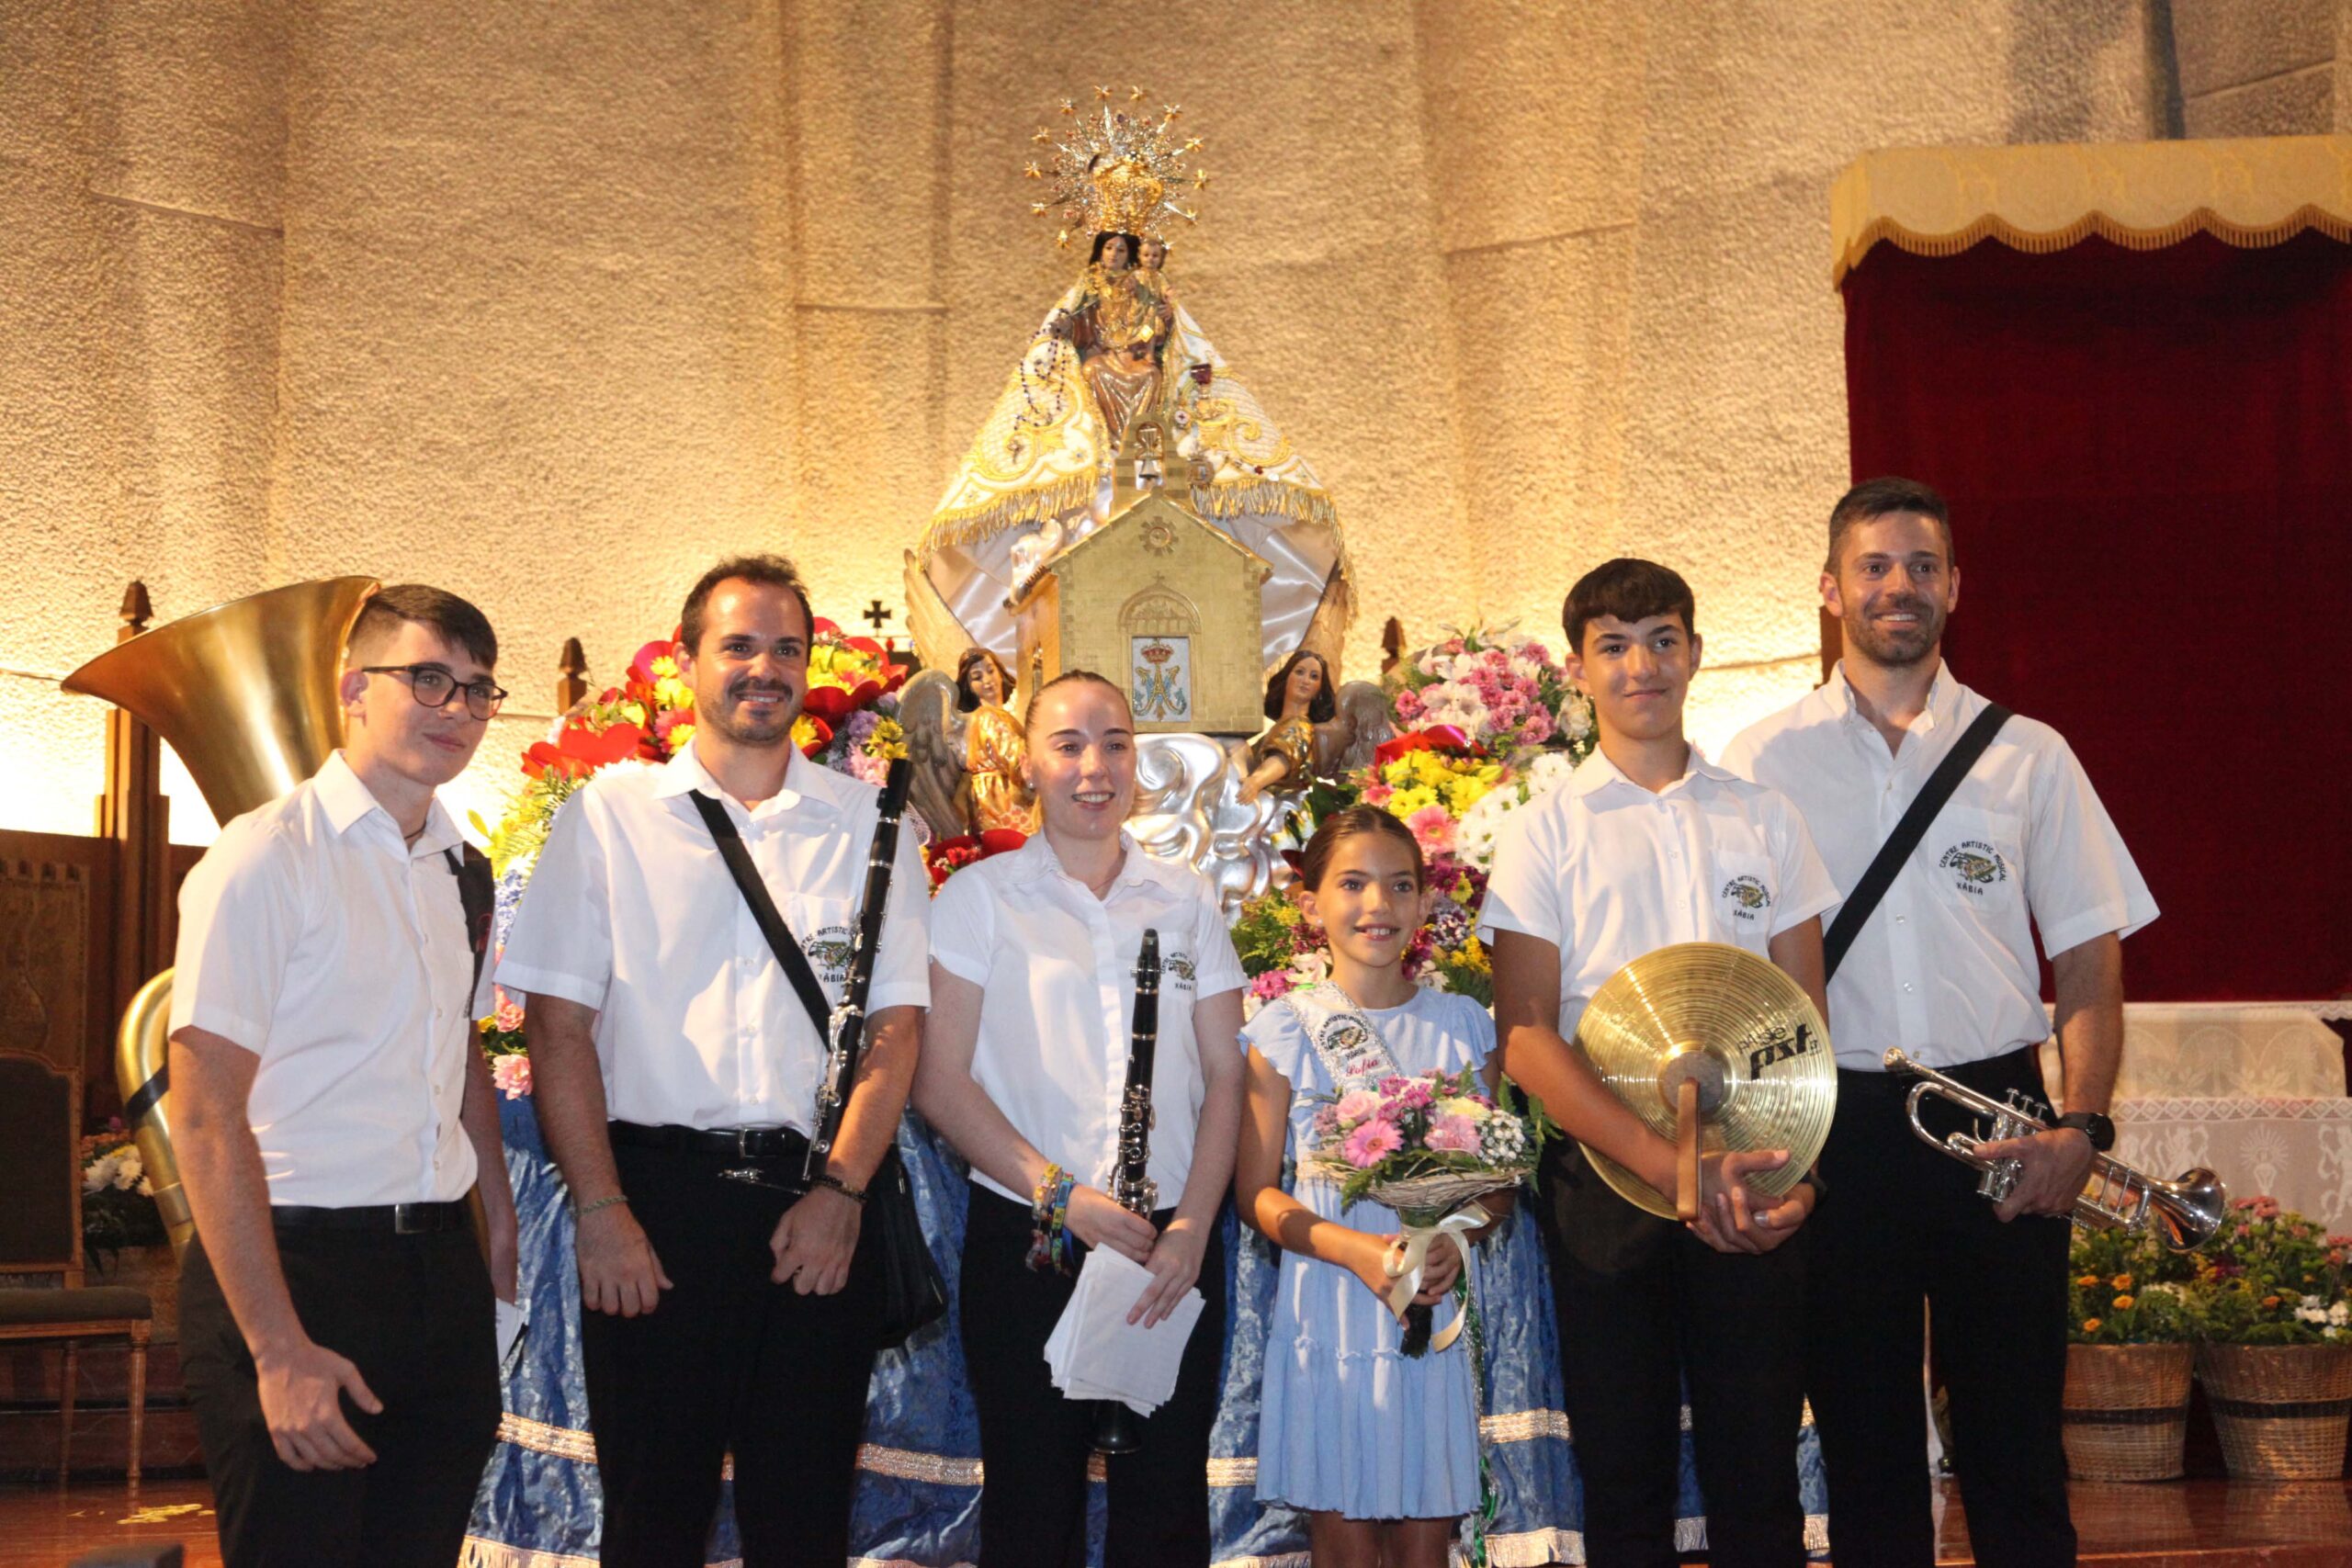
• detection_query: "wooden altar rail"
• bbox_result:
[0,586,605,1119]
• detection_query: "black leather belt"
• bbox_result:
[272,1200,471,1235]
[609,1121,808,1162]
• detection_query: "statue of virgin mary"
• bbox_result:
[905,97,1352,679]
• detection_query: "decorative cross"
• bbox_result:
[863,598,894,634]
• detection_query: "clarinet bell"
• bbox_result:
[1091,1397,1144,1454]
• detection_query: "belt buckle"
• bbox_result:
[393,1203,427,1235]
[718,1126,779,1188]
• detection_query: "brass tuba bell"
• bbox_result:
[62,577,380,1254]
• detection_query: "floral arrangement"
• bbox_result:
[470,622,918,1093]
[2067,1225,2196,1345]
[922,828,1030,891]
[2179,1197,2352,1346]
[80,1123,164,1255]
[1305,1065,1538,1213]
[1388,624,1592,762]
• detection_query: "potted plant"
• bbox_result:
[2064,1226,2198,1480]
[2187,1197,2352,1481]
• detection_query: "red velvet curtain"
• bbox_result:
[1843,232,2352,1002]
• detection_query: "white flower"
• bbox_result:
[2332,1302,2350,1327]
[112,1148,143,1190]
[1558,694,1595,740]
[81,1154,116,1195]
[1291,950,1330,987]
[1435,1096,1491,1123]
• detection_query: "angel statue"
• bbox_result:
[907,92,1352,682]
[1238,649,1336,803]
[896,649,1032,844]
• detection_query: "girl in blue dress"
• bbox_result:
[1234,805,1511,1568]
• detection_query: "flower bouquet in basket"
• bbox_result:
[1305,1065,1542,1357]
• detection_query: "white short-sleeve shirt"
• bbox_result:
[929,832,1247,1205]
[1476,750,1838,1043]
[494,738,930,1132]
[1721,662,2157,1072]
[168,752,479,1208]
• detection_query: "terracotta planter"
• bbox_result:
[2196,1342,2352,1481]
[2062,1342,2195,1481]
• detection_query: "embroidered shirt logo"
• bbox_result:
[1721,874,1773,922]
[805,925,854,986]
[1938,841,2010,896]
[1163,951,1197,988]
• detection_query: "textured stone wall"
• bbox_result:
[2,0,2174,841]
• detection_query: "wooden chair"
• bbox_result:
[0,1053,152,1483]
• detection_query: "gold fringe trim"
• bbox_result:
[1837,205,2352,287]
[461,1541,606,1568]
[920,473,1098,556]
[859,1443,986,1486]
[1480,1408,1571,1444]
[1190,480,1338,527]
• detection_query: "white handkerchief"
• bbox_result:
[1043,1247,1206,1416]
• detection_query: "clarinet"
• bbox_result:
[1091,929,1161,1455]
[802,757,913,1183]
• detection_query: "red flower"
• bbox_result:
[523,720,647,780]
[801,682,883,725]
[1374,725,1476,766]
[628,638,681,686]
[797,716,834,758]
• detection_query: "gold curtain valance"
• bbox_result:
[1831,134,2352,287]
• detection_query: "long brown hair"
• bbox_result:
[1297,804,1425,892]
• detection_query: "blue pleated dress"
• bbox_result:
[1246,987,1491,1522]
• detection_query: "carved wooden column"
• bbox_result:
[96,583,171,1024]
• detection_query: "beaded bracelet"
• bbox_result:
[1026,1164,1076,1275]
[574,1193,630,1222]
[810,1172,867,1205]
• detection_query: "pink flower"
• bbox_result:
[1426,1114,1483,1155]
[493,998,526,1033]
[492,1053,534,1100]
[1341,1119,1404,1168]
[1385,1079,1435,1112]
[1335,1089,1383,1124]
[1405,804,1456,856]
[1250,971,1296,1002]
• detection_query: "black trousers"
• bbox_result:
[581,1140,882,1568]
[179,1222,500,1568]
[1544,1171,1811,1568]
[959,1182,1226,1568]
[1808,1048,2075,1568]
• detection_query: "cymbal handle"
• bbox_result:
[1676,1077,1702,1223]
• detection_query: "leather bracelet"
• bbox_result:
[811,1172,868,1205]
[574,1193,630,1221]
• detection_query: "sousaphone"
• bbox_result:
[1575,942,1837,1221]
[63,577,380,1254]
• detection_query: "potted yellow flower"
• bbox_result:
[2186,1197,2352,1481]
[2064,1227,2197,1480]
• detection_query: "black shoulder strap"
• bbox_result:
[446,844,497,997]
[686,792,834,1041]
[1822,703,2012,982]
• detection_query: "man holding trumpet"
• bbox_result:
[1724,479,2159,1568]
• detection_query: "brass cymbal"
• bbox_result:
[1573,942,1836,1221]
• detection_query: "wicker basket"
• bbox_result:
[2062,1343,2195,1481]
[2196,1342,2352,1481]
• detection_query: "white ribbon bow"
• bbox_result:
[1383,1203,1488,1353]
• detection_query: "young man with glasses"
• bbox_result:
[170,584,519,1568]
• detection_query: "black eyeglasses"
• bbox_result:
[362,664,509,720]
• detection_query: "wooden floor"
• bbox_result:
[2,1475,2347,1565]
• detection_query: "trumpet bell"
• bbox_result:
[2147,1167,2227,1253]
[62,576,380,826]
[1575,942,1838,1221]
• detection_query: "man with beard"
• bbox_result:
[1724,479,2156,1568]
[498,555,929,1566]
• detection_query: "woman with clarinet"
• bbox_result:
[913,669,1247,1567]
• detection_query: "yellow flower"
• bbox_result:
[2082,1318,2102,1333]
[790,715,826,751]
[2111,1274,2133,1292]
[2111,1294,2136,1310]
[1386,785,1439,818]
[648,654,681,679]
[1456,935,1490,974]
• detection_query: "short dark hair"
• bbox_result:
[1827,477,1954,572]
[1262,649,1337,723]
[956,647,1014,714]
[1562,558,1696,654]
[1298,804,1425,893]
[347,584,497,670]
[678,554,813,655]
[1022,668,1128,731]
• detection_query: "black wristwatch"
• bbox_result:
[2054,1111,2116,1153]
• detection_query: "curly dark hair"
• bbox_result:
[956,647,1015,713]
[1262,649,1336,724]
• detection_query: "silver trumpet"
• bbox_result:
[1882,1048,2225,1252]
